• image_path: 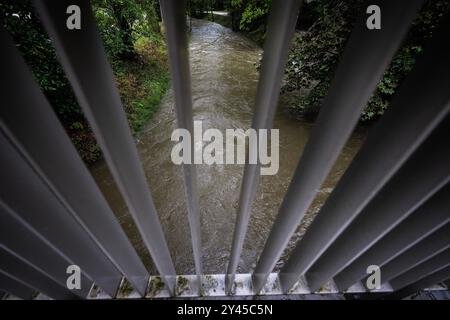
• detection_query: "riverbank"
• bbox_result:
[116,37,170,136]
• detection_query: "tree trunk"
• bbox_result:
[210,0,214,21]
[111,3,136,60]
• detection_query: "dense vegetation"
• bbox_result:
[282,0,450,122]
[2,0,449,164]
[190,0,449,123]
[0,0,169,164]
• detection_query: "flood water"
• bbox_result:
[91,19,366,275]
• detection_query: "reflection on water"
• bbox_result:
[90,19,366,275]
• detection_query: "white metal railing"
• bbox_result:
[0,0,449,300]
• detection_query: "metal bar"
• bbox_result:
[334,184,450,291]
[0,132,122,297]
[0,24,149,296]
[443,279,450,289]
[277,8,450,293]
[302,121,450,291]
[0,246,79,300]
[159,0,202,283]
[252,0,425,293]
[0,201,92,298]
[0,272,35,300]
[379,224,450,285]
[34,0,176,293]
[390,249,450,291]
[386,266,450,300]
[226,0,303,294]
[98,273,392,299]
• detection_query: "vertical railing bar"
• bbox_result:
[443,279,450,289]
[0,25,149,296]
[385,266,450,300]
[277,10,450,293]
[334,185,450,291]
[0,131,122,297]
[0,242,89,299]
[301,121,450,291]
[0,201,93,298]
[159,0,202,284]
[0,272,36,300]
[34,0,176,293]
[379,224,450,285]
[225,0,303,294]
[253,0,425,293]
[0,246,80,300]
[390,250,450,291]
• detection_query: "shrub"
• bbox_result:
[283,0,450,122]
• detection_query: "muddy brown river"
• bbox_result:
[91,19,366,275]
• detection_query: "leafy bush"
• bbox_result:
[239,0,270,31]
[283,0,450,122]
[93,0,161,61]
[223,0,270,44]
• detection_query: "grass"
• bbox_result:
[114,35,170,137]
[68,35,170,165]
[115,64,169,136]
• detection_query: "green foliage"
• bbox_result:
[1,0,82,124]
[224,0,270,42]
[93,0,161,61]
[283,0,450,122]
[282,0,359,118]
[115,36,170,134]
[129,77,170,133]
[238,0,270,31]
[1,0,169,164]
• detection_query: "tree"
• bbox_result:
[0,0,82,125]
[93,0,137,60]
[93,0,161,60]
[1,0,168,164]
[223,0,270,40]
